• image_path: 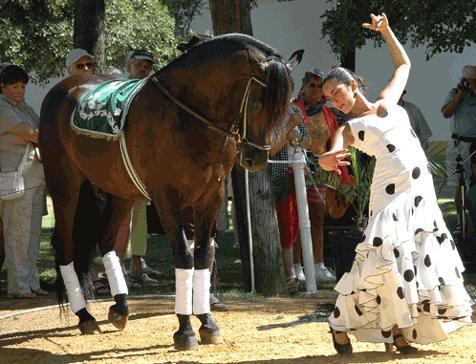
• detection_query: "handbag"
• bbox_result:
[0,145,30,200]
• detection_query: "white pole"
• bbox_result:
[289,145,317,293]
[244,169,255,293]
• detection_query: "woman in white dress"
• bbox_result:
[319,13,473,355]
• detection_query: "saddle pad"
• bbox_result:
[72,78,147,138]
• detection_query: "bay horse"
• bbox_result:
[39,33,303,350]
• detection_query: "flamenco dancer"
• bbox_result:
[319,13,472,355]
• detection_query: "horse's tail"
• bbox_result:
[52,180,105,309]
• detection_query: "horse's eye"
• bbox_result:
[251,100,262,112]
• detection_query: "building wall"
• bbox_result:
[191,0,476,141]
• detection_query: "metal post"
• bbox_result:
[244,169,255,292]
[289,145,317,293]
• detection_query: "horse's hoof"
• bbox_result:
[108,307,128,330]
[78,319,101,335]
[199,326,223,345]
[173,332,199,351]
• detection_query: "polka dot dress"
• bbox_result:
[328,105,473,344]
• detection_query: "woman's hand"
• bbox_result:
[318,148,351,175]
[362,13,389,33]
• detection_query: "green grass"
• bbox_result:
[2,193,476,300]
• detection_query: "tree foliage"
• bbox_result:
[321,0,476,60]
[0,0,179,82]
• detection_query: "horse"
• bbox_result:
[39,33,303,351]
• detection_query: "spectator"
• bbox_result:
[292,67,352,283]
[0,65,46,298]
[66,48,94,75]
[398,90,432,149]
[116,49,159,287]
[441,65,476,232]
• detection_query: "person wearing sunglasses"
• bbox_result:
[66,48,95,76]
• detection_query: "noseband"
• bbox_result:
[151,75,271,152]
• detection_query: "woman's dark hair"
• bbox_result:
[0,65,29,93]
[323,66,367,92]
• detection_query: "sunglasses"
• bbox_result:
[75,62,94,70]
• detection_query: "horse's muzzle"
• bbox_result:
[238,144,269,171]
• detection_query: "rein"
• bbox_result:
[151,75,271,151]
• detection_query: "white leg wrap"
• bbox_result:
[60,262,86,313]
[193,268,211,315]
[175,268,194,315]
[102,251,128,296]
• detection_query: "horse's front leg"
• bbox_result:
[100,195,135,330]
[193,195,224,345]
[153,191,197,351]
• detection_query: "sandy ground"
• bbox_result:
[1,292,476,364]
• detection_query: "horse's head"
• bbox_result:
[235,47,304,171]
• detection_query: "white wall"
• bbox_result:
[25,76,63,117]
[192,0,476,141]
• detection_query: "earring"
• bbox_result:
[353,92,357,98]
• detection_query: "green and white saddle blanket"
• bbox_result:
[71,78,147,139]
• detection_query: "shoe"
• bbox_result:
[130,272,158,286]
[32,288,48,296]
[210,293,229,311]
[315,264,335,282]
[140,258,159,278]
[293,264,306,282]
[8,292,37,298]
[330,327,352,355]
[286,277,299,294]
[389,333,418,354]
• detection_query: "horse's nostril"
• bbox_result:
[244,158,254,168]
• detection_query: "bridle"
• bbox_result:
[151,74,271,152]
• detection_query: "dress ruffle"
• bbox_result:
[329,191,473,344]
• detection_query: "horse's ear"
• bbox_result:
[286,49,304,72]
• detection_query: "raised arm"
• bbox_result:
[364,13,411,104]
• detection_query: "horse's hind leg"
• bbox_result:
[193,196,224,345]
[47,163,101,334]
[99,195,135,330]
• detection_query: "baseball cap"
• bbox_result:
[126,49,155,64]
[305,67,325,79]
[462,65,476,80]
[66,48,93,68]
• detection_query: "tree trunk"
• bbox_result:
[340,48,356,71]
[73,0,105,73]
[210,0,285,294]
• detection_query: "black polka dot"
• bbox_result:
[394,248,400,258]
[416,281,420,289]
[436,235,445,244]
[397,287,405,299]
[438,277,445,285]
[411,129,417,138]
[370,210,373,217]
[438,308,447,315]
[354,305,363,316]
[358,130,365,141]
[414,196,423,207]
[411,208,414,215]
[423,302,430,312]
[424,255,432,267]
[386,144,396,153]
[451,240,456,250]
[414,265,418,276]
[373,237,383,247]
[415,228,423,235]
[334,307,340,318]
[376,295,381,305]
[441,233,448,240]
[404,269,414,282]
[381,329,392,338]
[385,184,395,195]
[455,267,461,278]
[393,213,398,221]
[412,329,417,339]
[412,167,421,179]
[433,221,438,231]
